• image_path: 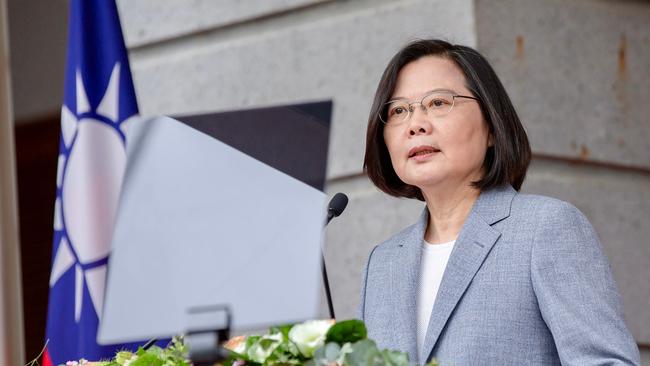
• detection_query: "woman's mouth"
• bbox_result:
[408,145,440,159]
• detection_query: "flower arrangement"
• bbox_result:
[224,319,437,366]
[56,336,189,366]
[57,320,438,366]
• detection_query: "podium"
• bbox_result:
[99,102,332,350]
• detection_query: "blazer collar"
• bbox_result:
[467,184,516,225]
[389,185,516,364]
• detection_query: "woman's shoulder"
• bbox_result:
[510,191,597,241]
[512,191,588,223]
[503,191,603,262]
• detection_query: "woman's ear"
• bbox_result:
[488,134,494,147]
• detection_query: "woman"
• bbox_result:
[358,39,640,365]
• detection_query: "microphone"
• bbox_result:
[322,193,349,320]
[326,193,349,225]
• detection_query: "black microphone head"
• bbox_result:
[328,192,348,218]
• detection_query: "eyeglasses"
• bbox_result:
[378,90,478,125]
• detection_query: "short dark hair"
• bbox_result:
[363,39,531,200]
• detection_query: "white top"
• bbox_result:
[416,239,456,356]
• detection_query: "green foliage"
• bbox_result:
[325,320,367,345]
[233,320,415,366]
[58,337,189,366]
[58,321,439,366]
[269,323,295,339]
[343,339,383,365]
[310,342,343,365]
[313,339,412,366]
[130,351,164,366]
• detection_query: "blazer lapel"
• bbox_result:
[390,210,427,365]
[419,186,516,363]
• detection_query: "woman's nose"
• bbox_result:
[408,106,432,136]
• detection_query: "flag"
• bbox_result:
[44,0,141,364]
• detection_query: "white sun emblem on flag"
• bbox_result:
[49,62,136,323]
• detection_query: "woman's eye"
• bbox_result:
[430,99,448,107]
[390,107,406,116]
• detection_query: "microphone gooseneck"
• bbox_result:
[322,192,349,320]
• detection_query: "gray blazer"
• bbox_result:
[358,185,640,365]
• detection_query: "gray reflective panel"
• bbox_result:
[99,105,329,344]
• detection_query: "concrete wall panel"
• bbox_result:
[117,0,331,47]
[476,0,650,169]
[126,0,476,179]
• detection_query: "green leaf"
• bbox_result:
[114,351,135,365]
[130,352,164,366]
[343,339,383,366]
[336,342,354,364]
[270,323,295,340]
[312,342,341,365]
[325,319,367,345]
[323,342,342,361]
[381,349,409,366]
[244,335,262,352]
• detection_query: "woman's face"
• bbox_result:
[382,55,491,191]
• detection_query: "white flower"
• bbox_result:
[288,320,334,358]
[247,332,283,363]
